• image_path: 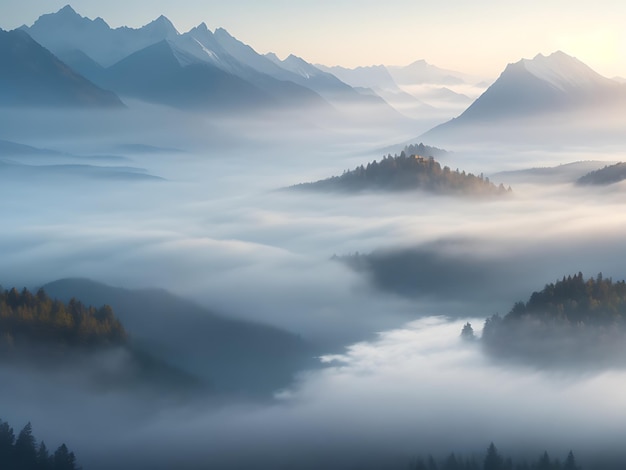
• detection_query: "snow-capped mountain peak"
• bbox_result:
[56,5,80,18]
[521,51,608,91]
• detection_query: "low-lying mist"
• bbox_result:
[4,318,626,469]
[2,102,626,467]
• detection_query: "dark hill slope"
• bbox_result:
[42,278,315,396]
[0,29,123,108]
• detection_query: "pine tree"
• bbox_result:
[0,419,16,467]
[535,451,551,470]
[15,422,37,470]
[484,443,503,470]
[563,451,579,470]
[37,441,52,470]
[53,444,77,470]
[461,322,475,341]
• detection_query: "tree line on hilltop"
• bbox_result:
[293,150,511,196]
[413,443,580,470]
[0,286,126,351]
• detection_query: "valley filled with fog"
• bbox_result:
[2,100,626,469]
[2,5,626,469]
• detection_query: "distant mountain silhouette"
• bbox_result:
[267,53,392,105]
[21,6,407,117]
[387,59,474,86]
[422,51,626,140]
[316,64,401,92]
[0,160,163,182]
[316,62,471,118]
[42,278,316,396]
[0,29,123,108]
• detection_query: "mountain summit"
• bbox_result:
[449,51,623,121]
[21,5,179,67]
[421,51,626,141]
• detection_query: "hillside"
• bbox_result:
[42,278,316,396]
[577,162,626,186]
[292,151,511,196]
[480,273,626,367]
[491,161,612,185]
[0,286,205,396]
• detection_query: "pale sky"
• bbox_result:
[3,1,626,78]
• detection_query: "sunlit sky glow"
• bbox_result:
[2,1,626,79]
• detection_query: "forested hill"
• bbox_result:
[0,286,126,349]
[480,273,626,367]
[292,152,511,196]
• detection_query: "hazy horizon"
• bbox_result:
[3,1,626,79]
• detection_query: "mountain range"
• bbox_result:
[15,5,404,118]
[318,61,476,117]
[6,5,626,131]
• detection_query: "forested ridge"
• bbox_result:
[412,443,581,470]
[0,418,79,470]
[479,273,626,366]
[402,143,450,159]
[293,151,511,196]
[577,162,626,185]
[0,286,126,350]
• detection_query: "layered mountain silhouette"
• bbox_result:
[18,5,406,117]
[422,51,626,140]
[0,28,123,108]
[317,62,473,118]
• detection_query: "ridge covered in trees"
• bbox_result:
[0,417,79,470]
[0,286,126,350]
[402,143,450,159]
[480,273,626,366]
[292,151,511,196]
[577,162,626,186]
[412,443,581,470]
